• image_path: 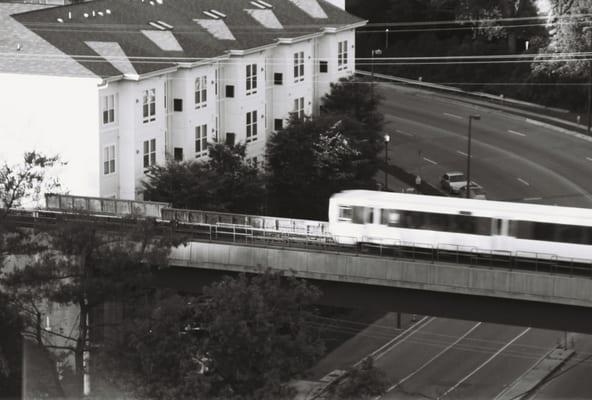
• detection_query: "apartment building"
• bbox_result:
[1,0,365,200]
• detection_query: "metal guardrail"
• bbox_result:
[45,193,170,218]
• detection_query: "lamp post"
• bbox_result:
[466,115,480,198]
[371,49,382,101]
[584,27,592,135]
[385,28,389,49]
[384,134,390,191]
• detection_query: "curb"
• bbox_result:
[494,347,575,400]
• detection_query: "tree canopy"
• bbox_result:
[98,271,325,400]
[3,216,179,397]
[143,143,265,214]
[266,77,383,220]
[328,357,389,400]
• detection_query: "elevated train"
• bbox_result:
[329,190,592,262]
[42,191,592,264]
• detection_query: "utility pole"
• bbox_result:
[384,134,390,190]
[466,115,480,198]
[370,49,382,102]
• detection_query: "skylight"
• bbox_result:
[209,10,226,18]
[202,10,219,19]
[250,1,267,9]
[288,0,327,18]
[148,20,173,30]
[85,41,137,76]
[194,19,236,40]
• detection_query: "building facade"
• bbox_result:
[1,0,365,199]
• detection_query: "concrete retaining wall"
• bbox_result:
[169,242,592,308]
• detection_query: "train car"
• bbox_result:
[328,190,592,262]
[45,193,170,218]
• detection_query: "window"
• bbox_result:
[246,63,257,95]
[195,76,207,108]
[102,94,115,124]
[214,68,218,95]
[195,124,208,157]
[319,60,328,73]
[379,209,491,236]
[293,51,304,82]
[338,40,348,71]
[246,110,257,143]
[174,147,184,161]
[143,139,156,168]
[226,85,235,98]
[173,99,183,112]
[293,97,304,119]
[225,132,235,146]
[103,145,115,175]
[274,118,283,131]
[274,73,283,85]
[142,89,156,123]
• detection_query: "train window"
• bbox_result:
[381,209,400,226]
[380,209,491,235]
[515,220,592,245]
[352,206,373,224]
[338,206,353,222]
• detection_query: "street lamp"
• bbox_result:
[371,49,382,101]
[385,28,389,49]
[584,27,592,135]
[466,115,480,198]
[384,134,390,190]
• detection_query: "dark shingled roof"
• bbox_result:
[12,0,364,78]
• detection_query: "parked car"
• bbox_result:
[440,171,467,194]
[458,182,487,199]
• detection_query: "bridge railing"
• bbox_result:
[162,208,329,236]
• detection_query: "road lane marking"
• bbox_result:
[396,129,414,137]
[386,322,482,392]
[370,317,435,363]
[586,157,592,162]
[436,328,531,400]
[517,178,530,186]
[456,150,471,157]
[523,197,542,201]
[444,112,462,120]
[507,129,526,137]
[423,157,438,165]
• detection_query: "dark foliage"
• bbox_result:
[98,271,324,400]
[143,143,265,214]
[329,357,389,400]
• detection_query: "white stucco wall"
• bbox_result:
[0,73,101,198]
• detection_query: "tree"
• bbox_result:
[2,216,179,397]
[99,271,325,400]
[0,151,62,216]
[266,114,374,219]
[143,143,265,214]
[0,151,62,398]
[267,77,384,220]
[199,271,324,399]
[532,0,592,79]
[455,0,539,53]
[321,76,384,133]
[328,357,388,400]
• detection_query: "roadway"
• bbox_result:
[379,83,592,207]
[370,82,592,399]
[375,318,560,399]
